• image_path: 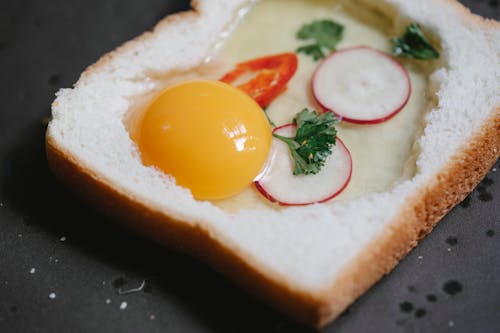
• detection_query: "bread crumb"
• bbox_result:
[29,268,36,274]
[49,292,56,299]
[448,320,455,327]
[118,280,145,295]
[417,255,423,260]
[60,236,67,242]
[119,301,127,310]
[105,299,111,304]
[149,314,156,320]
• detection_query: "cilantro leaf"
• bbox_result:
[392,23,440,60]
[296,19,344,61]
[297,44,325,61]
[273,109,338,175]
[297,20,344,50]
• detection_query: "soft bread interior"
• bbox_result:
[47,0,500,327]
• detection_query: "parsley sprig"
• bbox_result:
[392,23,440,60]
[273,109,338,175]
[296,20,344,61]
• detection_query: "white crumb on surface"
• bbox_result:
[106,299,111,304]
[149,314,156,320]
[417,255,423,260]
[447,247,452,252]
[448,320,455,327]
[29,268,36,274]
[60,236,67,242]
[119,301,127,310]
[49,256,59,263]
[118,280,145,295]
[48,292,56,299]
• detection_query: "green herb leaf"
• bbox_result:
[392,23,440,60]
[297,44,326,61]
[273,109,338,175]
[296,20,344,61]
[297,20,344,50]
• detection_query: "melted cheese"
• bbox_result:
[214,0,431,211]
[126,0,433,212]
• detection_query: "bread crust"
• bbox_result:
[45,0,500,328]
[46,106,499,328]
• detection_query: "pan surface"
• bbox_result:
[0,0,498,332]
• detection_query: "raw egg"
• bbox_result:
[136,80,272,200]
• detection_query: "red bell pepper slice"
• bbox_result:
[220,53,298,108]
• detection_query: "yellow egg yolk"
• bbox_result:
[136,80,272,201]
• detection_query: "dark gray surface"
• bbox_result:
[0,0,498,332]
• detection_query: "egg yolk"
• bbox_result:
[137,80,272,201]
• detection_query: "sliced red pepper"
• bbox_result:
[220,53,298,108]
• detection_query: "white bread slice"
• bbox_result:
[45,0,500,328]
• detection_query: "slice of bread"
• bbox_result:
[45,0,500,328]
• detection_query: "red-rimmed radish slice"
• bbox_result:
[255,124,352,206]
[312,46,411,124]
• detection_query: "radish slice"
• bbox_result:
[312,46,411,124]
[255,124,352,206]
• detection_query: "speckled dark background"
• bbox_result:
[0,1,498,332]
